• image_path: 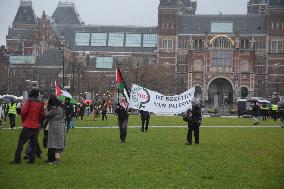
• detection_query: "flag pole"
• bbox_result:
[116,63,120,104]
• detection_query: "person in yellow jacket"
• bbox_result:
[271,103,279,121]
[260,104,269,121]
[8,100,17,129]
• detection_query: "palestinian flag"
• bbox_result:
[116,66,130,101]
[55,81,72,98]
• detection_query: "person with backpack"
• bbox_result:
[183,101,202,145]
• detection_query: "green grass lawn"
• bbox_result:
[1,114,281,128]
[76,114,281,127]
[0,116,283,188]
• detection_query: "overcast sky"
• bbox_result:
[0,0,248,46]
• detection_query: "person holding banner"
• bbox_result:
[115,97,129,143]
[183,101,202,145]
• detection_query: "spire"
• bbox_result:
[12,0,37,27]
[51,1,83,25]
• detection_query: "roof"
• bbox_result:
[159,0,194,7]
[12,0,37,26]
[268,0,284,6]
[60,25,158,53]
[51,2,82,26]
[36,49,63,66]
[179,15,267,35]
[7,27,33,39]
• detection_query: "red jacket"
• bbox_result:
[21,98,44,129]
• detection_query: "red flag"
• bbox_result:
[116,67,123,84]
[55,81,63,97]
[115,65,130,101]
[55,81,72,98]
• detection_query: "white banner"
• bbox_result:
[129,84,195,114]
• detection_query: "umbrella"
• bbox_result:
[247,99,258,103]
[247,98,270,104]
[58,95,78,105]
[83,99,92,104]
[258,99,270,104]
[0,95,17,102]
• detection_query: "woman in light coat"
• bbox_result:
[44,95,66,164]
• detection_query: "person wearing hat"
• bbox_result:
[183,100,202,145]
[10,88,44,164]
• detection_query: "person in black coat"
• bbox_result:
[251,102,260,125]
[278,103,284,128]
[101,100,108,121]
[183,102,202,145]
[64,98,73,133]
[139,110,150,132]
[79,103,85,120]
[115,97,129,143]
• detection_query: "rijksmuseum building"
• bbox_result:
[2,0,284,104]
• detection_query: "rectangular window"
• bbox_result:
[96,57,113,69]
[125,34,141,47]
[271,40,284,53]
[211,50,232,67]
[108,33,124,47]
[143,34,157,47]
[9,56,36,64]
[75,33,90,46]
[161,39,173,52]
[91,33,107,46]
[211,22,233,33]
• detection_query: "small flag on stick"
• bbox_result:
[55,81,72,98]
[115,65,130,101]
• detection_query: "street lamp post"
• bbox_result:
[59,43,65,87]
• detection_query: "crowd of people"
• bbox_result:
[0,88,153,164]
[250,101,284,126]
[1,89,283,165]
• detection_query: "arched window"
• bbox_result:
[209,35,234,67]
[210,36,233,49]
[245,39,249,49]
[194,39,198,49]
[199,39,203,50]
